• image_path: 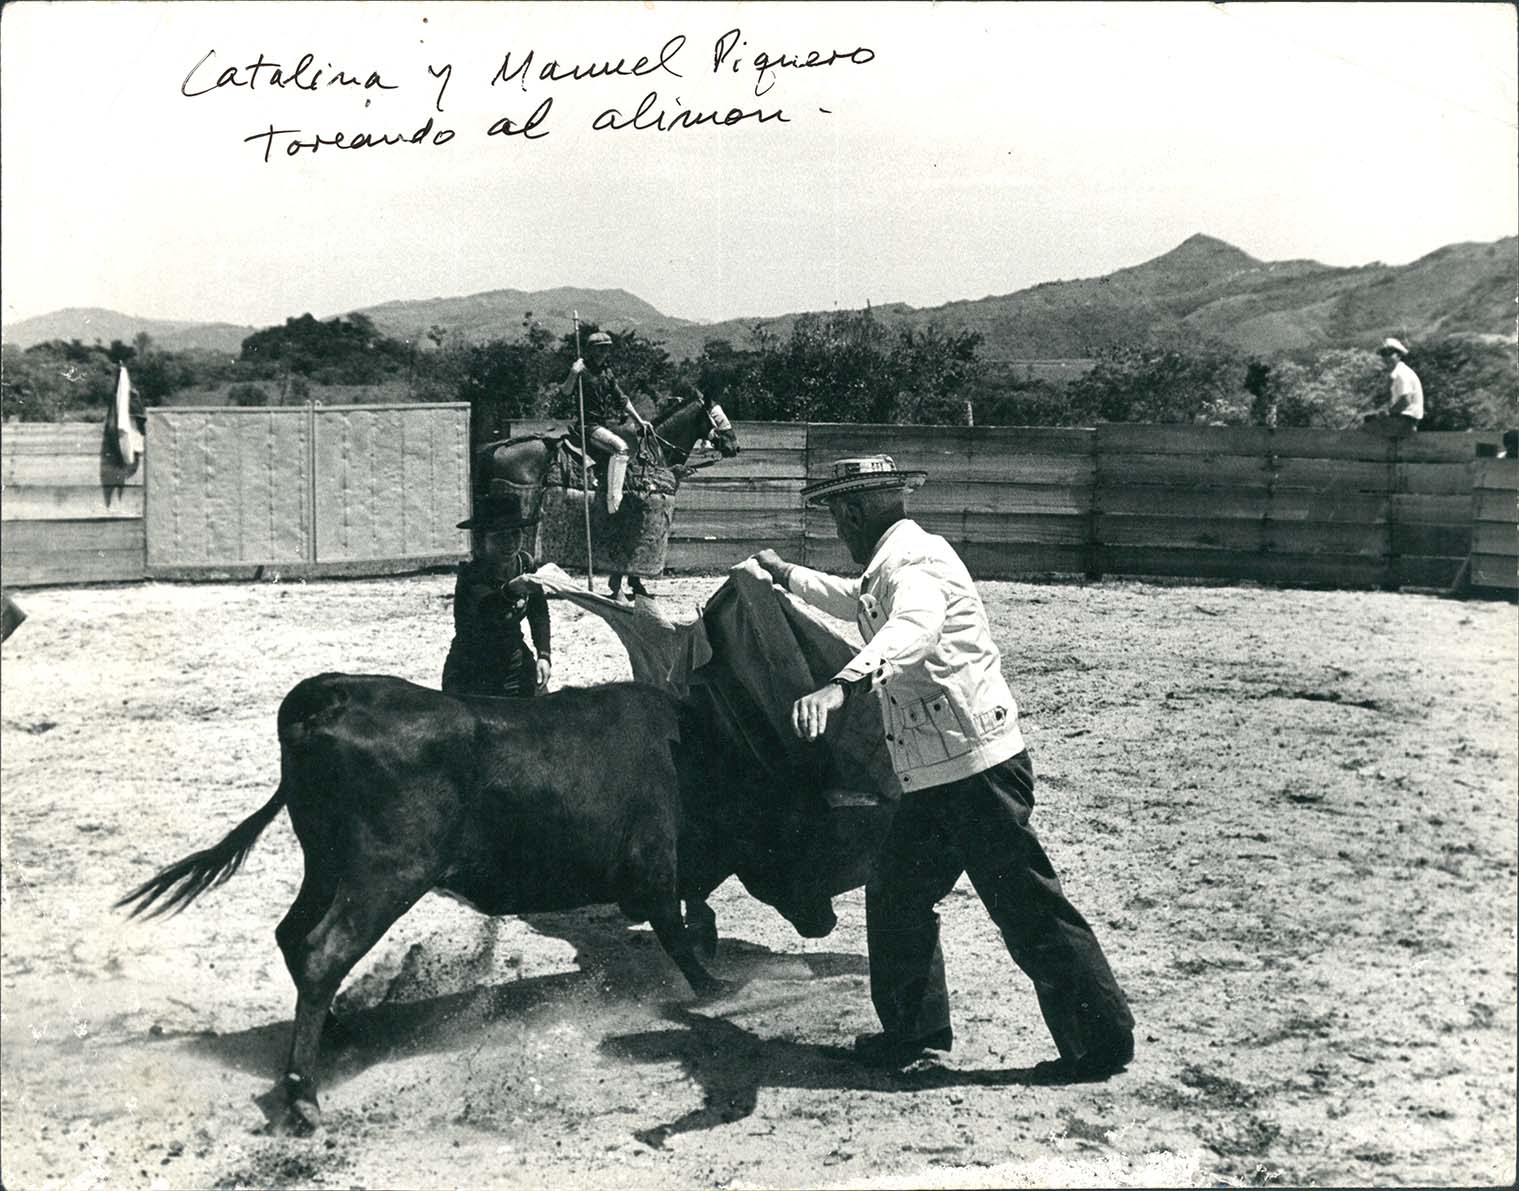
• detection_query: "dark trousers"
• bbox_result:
[865,751,1134,1064]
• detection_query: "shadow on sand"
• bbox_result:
[139,906,852,1102]
[602,1005,1047,1149]
[140,905,1049,1141]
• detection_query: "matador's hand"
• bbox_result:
[792,682,846,742]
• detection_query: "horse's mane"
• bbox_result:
[653,393,703,427]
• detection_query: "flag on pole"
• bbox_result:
[109,364,144,468]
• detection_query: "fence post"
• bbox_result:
[1262,430,1278,568]
[802,421,816,569]
[306,400,318,564]
[1084,425,1104,581]
[1381,435,1401,592]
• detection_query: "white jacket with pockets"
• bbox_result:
[785,519,1025,791]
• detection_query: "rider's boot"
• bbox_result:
[605,453,629,515]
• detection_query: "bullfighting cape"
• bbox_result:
[520,562,901,899]
[107,365,144,469]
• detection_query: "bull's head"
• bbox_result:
[733,863,838,939]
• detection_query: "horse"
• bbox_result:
[473,392,740,600]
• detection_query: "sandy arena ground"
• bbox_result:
[1,572,1515,1189]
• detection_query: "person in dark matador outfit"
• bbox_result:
[752,455,1134,1081]
[442,496,551,699]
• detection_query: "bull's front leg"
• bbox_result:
[684,898,718,963]
[648,896,738,1001]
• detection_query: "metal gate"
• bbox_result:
[146,404,470,572]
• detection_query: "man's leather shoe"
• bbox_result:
[852,1027,953,1069]
[1028,1033,1134,1084]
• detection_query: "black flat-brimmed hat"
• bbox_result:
[801,455,928,506]
[457,495,540,531]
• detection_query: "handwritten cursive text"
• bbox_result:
[712,29,874,96]
[183,50,398,98]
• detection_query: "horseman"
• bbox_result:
[442,493,551,699]
[561,330,652,515]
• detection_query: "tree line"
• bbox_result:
[3,307,1514,431]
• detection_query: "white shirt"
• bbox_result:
[1390,360,1423,421]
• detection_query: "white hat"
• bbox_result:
[801,455,928,506]
[1378,337,1409,356]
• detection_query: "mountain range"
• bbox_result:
[5,234,1513,364]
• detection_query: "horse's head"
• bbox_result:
[653,391,741,463]
[697,392,740,458]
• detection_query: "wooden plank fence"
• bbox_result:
[1471,458,1518,593]
[3,417,1514,597]
[1,422,146,586]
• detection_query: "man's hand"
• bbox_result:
[570,358,586,375]
[792,682,846,742]
[536,656,552,691]
[752,548,792,587]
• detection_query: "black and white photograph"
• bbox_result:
[2,2,1516,1187]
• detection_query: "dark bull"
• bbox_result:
[116,674,836,1134]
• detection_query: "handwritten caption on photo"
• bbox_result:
[179,30,876,163]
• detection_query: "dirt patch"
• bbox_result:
[2,574,1515,1188]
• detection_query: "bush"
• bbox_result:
[227,383,272,407]
[2,342,117,421]
[1411,336,1519,430]
[1066,343,1252,425]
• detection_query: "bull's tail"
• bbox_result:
[114,784,288,919]
[115,674,351,920]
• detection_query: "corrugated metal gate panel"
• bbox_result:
[313,405,469,562]
[147,408,313,568]
[146,404,466,570]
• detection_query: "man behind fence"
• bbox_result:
[751,455,1135,1081]
[1373,337,1424,434]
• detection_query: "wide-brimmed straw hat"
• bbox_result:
[801,455,928,506]
[1378,337,1409,357]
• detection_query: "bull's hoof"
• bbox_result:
[269,1075,322,1136]
[278,1095,322,1137]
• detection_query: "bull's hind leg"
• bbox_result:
[274,874,428,1134]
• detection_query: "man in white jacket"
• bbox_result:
[753,455,1134,1081]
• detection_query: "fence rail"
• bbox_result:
[1,421,146,585]
[2,416,1514,595]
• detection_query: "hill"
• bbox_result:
[350,285,699,349]
[683,234,1517,362]
[6,234,1512,365]
[1,307,255,354]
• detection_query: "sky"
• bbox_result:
[2,1,1515,330]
